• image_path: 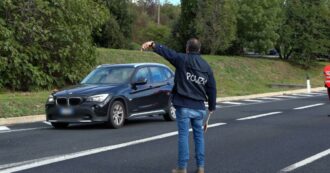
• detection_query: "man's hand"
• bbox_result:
[141,41,155,51]
[204,111,214,133]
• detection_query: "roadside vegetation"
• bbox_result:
[97,49,326,97]
[0,0,328,118]
[0,48,326,118]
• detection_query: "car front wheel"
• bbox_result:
[107,101,126,129]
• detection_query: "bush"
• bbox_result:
[0,0,108,91]
[141,22,171,45]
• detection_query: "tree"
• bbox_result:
[276,0,330,67]
[171,0,199,51]
[160,2,181,26]
[141,22,171,44]
[93,0,133,49]
[130,0,180,45]
[237,0,282,53]
[196,0,237,54]
[0,0,108,91]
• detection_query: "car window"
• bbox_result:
[133,67,149,83]
[162,67,172,80]
[81,67,134,84]
[150,66,167,83]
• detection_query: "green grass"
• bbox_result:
[0,48,327,118]
[0,91,49,118]
[97,48,326,96]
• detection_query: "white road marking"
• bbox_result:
[0,127,49,134]
[259,97,282,100]
[243,99,264,103]
[316,92,327,95]
[43,121,52,126]
[205,105,221,109]
[290,94,314,97]
[237,112,282,121]
[308,92,325,95]
[280,148,330,172]
[204,123,226,128]
[0,126,10,131]
[221,101,243,105]
[0,122,227,173]
[274,95,298,99]
[294,103,325,110]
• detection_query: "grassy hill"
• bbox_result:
[97,48,326,96]
[0,48,327,118]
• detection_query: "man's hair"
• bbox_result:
[186,38,201,53]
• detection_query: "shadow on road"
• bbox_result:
[46,116,168,130]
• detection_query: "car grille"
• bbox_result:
[56,97,82,106]
[69,98,82,106]
[56,98,68,106]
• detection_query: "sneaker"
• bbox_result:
[172,168,187,173]
[195,167,204,173]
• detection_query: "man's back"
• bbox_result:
[153,44,216,111]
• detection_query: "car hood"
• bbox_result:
[54,84,119,97]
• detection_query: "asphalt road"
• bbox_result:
[0,91,329,173]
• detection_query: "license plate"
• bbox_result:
[60,108,74,115]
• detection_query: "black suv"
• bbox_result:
[45,63,176,129]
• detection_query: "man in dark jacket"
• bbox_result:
[141,38,217,173]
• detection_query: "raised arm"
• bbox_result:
[141,41,182,67]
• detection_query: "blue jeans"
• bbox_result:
[175,107,206,169]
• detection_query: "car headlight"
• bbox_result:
[87,94,110,102]
[47,95,54,103]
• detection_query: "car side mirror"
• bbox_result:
[133,77,148,86]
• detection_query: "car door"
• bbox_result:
[128,67,156,114]
[149,66,172,110]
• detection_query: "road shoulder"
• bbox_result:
[0,87,326,126]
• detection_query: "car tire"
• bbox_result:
[51,122,69,129]
[107,101,126,129]
[163,100,176,121]
[328,88,330,100]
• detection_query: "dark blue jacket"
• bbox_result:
[154,43,217,111]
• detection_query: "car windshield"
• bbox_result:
[81,67,134,84]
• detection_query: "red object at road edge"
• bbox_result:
[323,65,330,100]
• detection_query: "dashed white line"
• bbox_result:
[243,99,264,103]
[0,126,10,131]
[275,95,299,99]
[0,127,48,134]
[43,121,52,126]
[221,101,243,105]
[0,122,227,173]
[290,94,314,97]
[237,112,282,121]
[204,123,226,128]
[293,103,325,110]
[259,97,282,100]
[205,105,221,108]
[307,92,325,95]
[280,148,330,172]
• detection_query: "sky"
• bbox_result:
[161,0,180,5]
